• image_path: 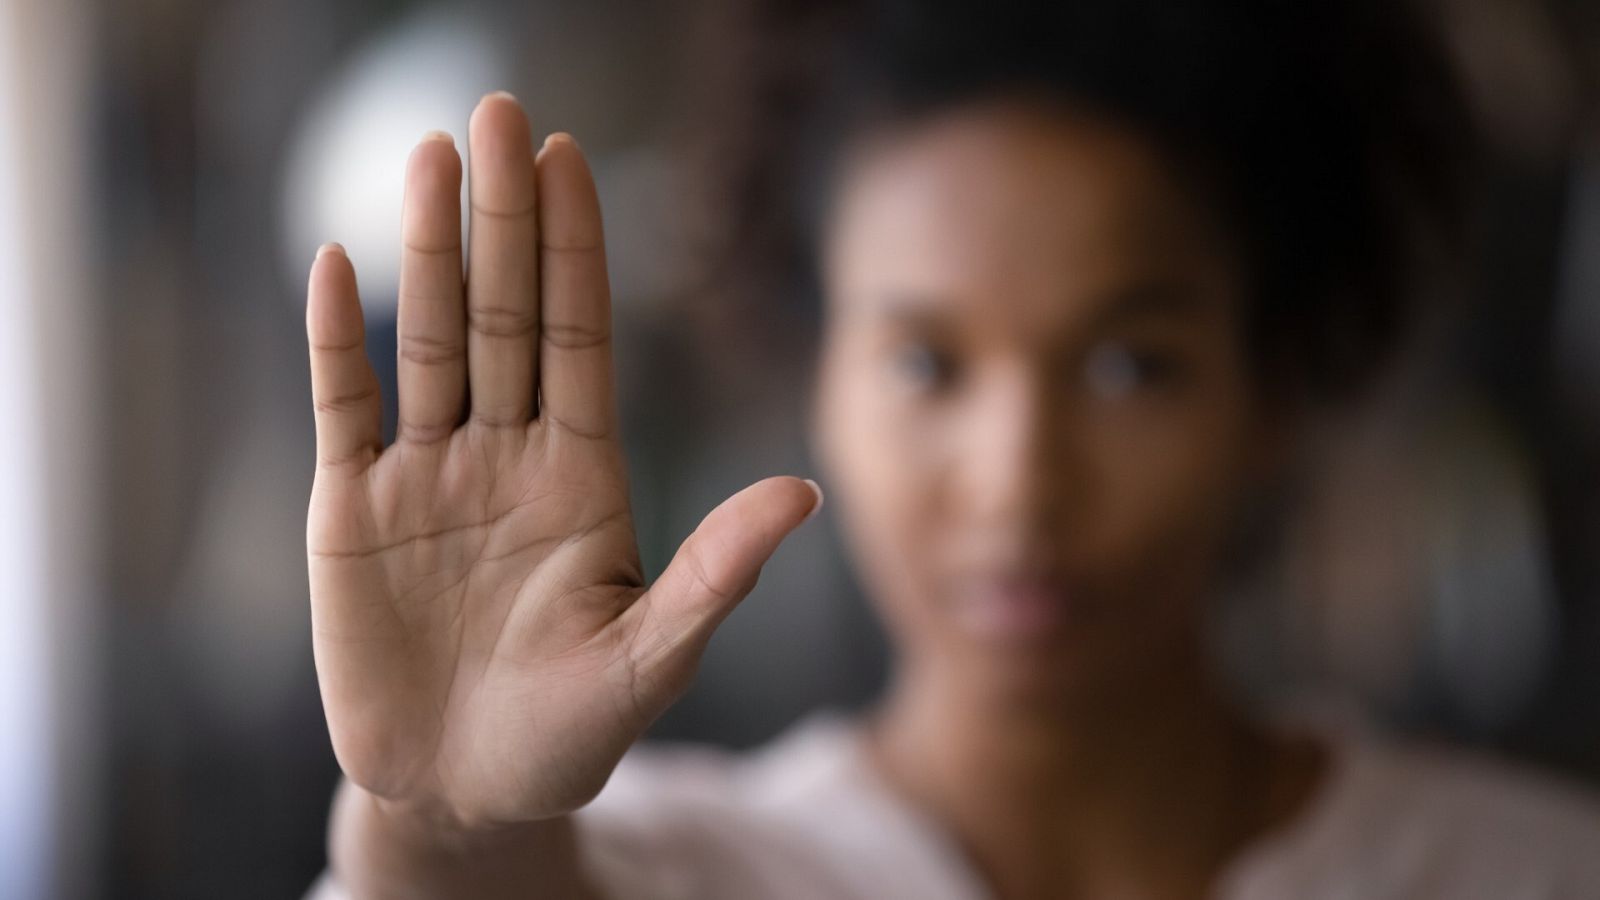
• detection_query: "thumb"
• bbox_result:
[629,476,823,676]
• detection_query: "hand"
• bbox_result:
[304,92,821,834]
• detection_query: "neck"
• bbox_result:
[867,648,1309,900]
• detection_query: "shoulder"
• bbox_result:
[1381,741,1600,826]
[573,711,983,900]
[1227,733,1600,900]
[583,710,863,820]
[1351,739,1600,865]
[573,713,857,896]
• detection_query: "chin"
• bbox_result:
[953,638,1117,709]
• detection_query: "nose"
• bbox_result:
[958,364,1076,540]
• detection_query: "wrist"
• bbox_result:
[330,779,586,899]
[370,789,559,853]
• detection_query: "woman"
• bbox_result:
[303,1,1600,897]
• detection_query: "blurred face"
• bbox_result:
[815,102,1277,704]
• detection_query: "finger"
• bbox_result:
[306,243,382,469]
[629,477,824,674]
[535,133,616,441]
[465,91,540,426]
[396,132,467,443]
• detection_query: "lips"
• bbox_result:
[952,574,1082,645]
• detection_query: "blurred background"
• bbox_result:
[1,0,1598,897]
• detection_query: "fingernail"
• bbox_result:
[316,241,345,259]
[543,132,578,151]
[801,478,825,524]
[421,129,453,145]
[485,90,518,103]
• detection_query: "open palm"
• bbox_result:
[304,93,820,831]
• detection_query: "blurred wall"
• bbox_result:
[0,1,102,899]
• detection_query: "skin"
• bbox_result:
[307,94,1322,899]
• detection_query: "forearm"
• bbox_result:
[327,778,595,900]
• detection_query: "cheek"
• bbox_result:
[1076,384,1259,601]
[817,353,950,636]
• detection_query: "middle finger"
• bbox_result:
[465,91,540,426]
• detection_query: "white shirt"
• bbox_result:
[310,712,1600,899]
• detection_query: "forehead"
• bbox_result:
[821,102,1235,330]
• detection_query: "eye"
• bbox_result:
[890,341,959,393]
[1083,340,1184,401]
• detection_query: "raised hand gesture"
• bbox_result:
[304,92,821,835]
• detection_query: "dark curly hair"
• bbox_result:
[687,0,1476,405]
